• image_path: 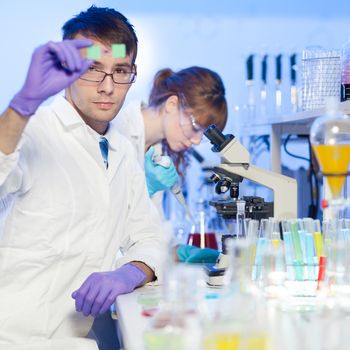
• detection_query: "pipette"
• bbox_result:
[275,54,282,114]
[152,153,195,223]
[290,53,298,112]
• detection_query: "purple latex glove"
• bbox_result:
[9,39,93,117]
[72,263,146,317]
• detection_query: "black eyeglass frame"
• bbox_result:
[80,67,137,84]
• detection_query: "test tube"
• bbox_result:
[343,219,350,244]
[290,220,304,281]
[247,219,259,241]
[269,218,281,248]
[323,219,341,248]
[281,220,295,280]
[313,219,324,258]
[297,219,306,261]
[303,218,317,280]
[246,220,259,275]
[253,219,269,281]
[317,256,327,290]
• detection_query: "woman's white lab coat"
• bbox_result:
[0,96,163,349]
[114,101,165,217]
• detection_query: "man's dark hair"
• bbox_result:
[62,6,138,63]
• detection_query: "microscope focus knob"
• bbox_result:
[210,173,221,183]
[215,178,231,194]
[230,184,239,199]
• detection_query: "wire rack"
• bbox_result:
[301,49,341,111]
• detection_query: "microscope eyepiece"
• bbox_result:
[204,124,234,152]
[204,125,226,145]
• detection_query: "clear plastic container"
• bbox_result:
[301,47,341,111]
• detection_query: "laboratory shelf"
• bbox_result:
[246,99,350,128]
[241,100,350,173]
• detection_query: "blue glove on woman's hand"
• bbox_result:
[144,146,179,196]
[176,244,220,263]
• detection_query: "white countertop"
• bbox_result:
[115,281,350,350]
[115,285,162,350]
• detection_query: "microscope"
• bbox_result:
[203,125,298,286]
[204,125,297,220]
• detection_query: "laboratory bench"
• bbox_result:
[114,280,350,350]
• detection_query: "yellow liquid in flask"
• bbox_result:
[313,144,350,198]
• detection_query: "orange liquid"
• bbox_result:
[313,144,350,198]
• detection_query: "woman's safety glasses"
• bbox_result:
[178,94,205,141]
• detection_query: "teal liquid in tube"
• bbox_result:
[253,237,268,281]
[290,222,304,281]
[283,231,295,280]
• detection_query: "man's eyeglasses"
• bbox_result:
[80,66,137,84]
[178,94,205,139]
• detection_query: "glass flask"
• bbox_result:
[310,97,350,217]
[187,199,218,250]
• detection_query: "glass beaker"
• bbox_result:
[187,199,218,250]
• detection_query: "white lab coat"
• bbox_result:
[114,101,165,217]
[0,96,163,349]
[113,100,146,166]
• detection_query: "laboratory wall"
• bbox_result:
[1,0,350,214]
[2,1,350,117]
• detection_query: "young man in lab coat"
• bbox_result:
[0,6,162,350]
